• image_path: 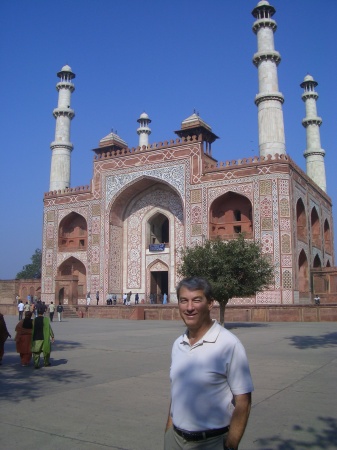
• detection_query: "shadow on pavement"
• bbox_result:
[226,323,269,330]
[0,339,90,402]
[256,416,337,449]
[287,332,337,349]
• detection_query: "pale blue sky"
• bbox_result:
[0,0,336,279]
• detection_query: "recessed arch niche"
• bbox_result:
[298,249,309,293]
[311,207,320,248]
[209,191,253,239]
[56,257,87,304]
[324,219,332,254]
[58,212,87,251]
[296,199,307,242]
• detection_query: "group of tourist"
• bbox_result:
[17,299,64,322]
[0,307,54,369]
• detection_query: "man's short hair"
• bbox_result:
[176,277,213,302]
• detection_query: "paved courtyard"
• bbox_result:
[0,315,336,450]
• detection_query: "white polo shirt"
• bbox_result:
[170,320,254,432]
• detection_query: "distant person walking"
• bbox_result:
[86,292,91,306]
[96,291,100,305]
[32,308,55,369]
[18,301,25,320]
[126,291,132,306]
[48,302,55,322]
[135,293,139,305]
[15,311,33,366]
[57,303,64,322]
[0,313,11,365]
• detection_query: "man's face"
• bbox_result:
[178,286,213,332]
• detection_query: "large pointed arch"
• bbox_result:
[107,177,183,298]
[296,199,307,242]
[58,212,87,251]
[311,207,321,248]
[298,249,309,293]
[324,219,332,254]
[56,257,87,305]
[209,191,253,239]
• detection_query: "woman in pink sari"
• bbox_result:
[15,311,33,366]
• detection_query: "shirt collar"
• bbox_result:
[180,320,221,346]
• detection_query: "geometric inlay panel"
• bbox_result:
[280,198,290,217]
[191,205,202,223]
[281,233,291,254]
[282,269,292,289]
[191,224,202,236]
[256,290,281,304]
[261,217,273,230]
[47,211,55,222]
[260,179,272,195]
[261,233,273,253]
[190,189,202,203]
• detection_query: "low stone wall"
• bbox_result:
[2,303,337,322]
[73,304,337,322]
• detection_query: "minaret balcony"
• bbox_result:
[53,108,75,119]
[254,91,284,106]
[253,51,281,66]
[301,92,319,101]
[56,82,75,92]
[301,117,322,128]
[252,18,277,33]
[303,148,325,158]
[50,141,74,151]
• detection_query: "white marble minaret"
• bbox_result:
[301,74,326,192]
[49,65,75,191]
[137,112,151,147]
[252,1,286,157]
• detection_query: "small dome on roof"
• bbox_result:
[257,0,270,6]
[60,64,72,72]
[303,74,314,82]
[137,112,151,124]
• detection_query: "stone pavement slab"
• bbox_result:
[0,316,336,450]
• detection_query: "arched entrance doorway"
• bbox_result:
[58,287,65,304]
[108,177,183,300]
[56,257,86,305]
[149,260,169,303]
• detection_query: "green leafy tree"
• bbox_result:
[178,235,274,324]
[16,248,42,279]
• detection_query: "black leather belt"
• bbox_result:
[173,425,229,441]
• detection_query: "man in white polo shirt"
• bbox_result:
[164,277,253,450]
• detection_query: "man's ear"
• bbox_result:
[208,299,214,310]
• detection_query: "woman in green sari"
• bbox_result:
[31,308,55,369]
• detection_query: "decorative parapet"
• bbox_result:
[44,185,91,198]
[204,153,289,171]
[93,134,202,161]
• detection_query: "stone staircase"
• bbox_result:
[62,305,79,318]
